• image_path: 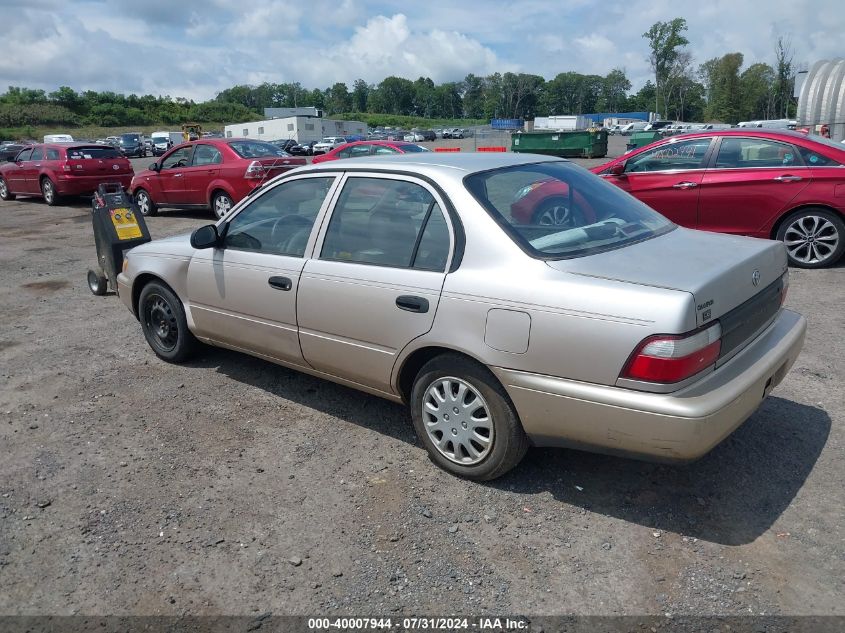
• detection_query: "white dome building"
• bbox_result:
[797,58,845,141]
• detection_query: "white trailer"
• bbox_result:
[224,116,367,144]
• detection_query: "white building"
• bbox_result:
[224,116,367,143]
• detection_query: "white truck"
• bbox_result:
[150,131,184,156]
[43,134,74,143]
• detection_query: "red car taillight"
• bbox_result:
[622,322,722,384]
[62,161,72,172]
[244,160,264,179]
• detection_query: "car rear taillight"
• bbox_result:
[622,322,722,384]
[244,160,264,179]
[62,161,72,172]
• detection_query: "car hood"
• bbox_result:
[546,227,787,327]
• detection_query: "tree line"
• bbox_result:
[0,18,798,133]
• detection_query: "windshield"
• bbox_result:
[151,135,168,142]
[120,134,140,144]
[227,140,287,158]
[464,161,675,259]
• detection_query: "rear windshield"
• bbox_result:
[227,140,287,158]
[399,144,430,153]
[464,161,675,259]
[67,146,123,159]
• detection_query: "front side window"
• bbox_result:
[465,161,674,259]
[15,149,32,161]
[321,177,450,270]
[624,138,713,173]
[30,147,44,161]
[224,177,335,256]
[162,147,193,169]
[192,144,222,166]
[713,138,799,169]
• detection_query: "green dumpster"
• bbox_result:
[625,131,662,151]
[511,129,608,158]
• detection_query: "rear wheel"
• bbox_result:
[212,191,234,219]
[41,177,61,206]
[776,208,845,268]
[0,176,14,201]
[138,281,198,362]
[134,189,157,216]
[410,354,529,480]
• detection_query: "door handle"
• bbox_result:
[773,175,802,182]
[672,181,698,189]
[396,295,429,313]
[268,276,292,291]
[173,173,183,178]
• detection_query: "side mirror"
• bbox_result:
[148,162,160,172]
[190,224,220,250]
[609,162,626,176]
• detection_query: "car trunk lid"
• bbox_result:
[65,146,132,175]
[547,227,787,331]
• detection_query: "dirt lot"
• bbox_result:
[0,138,843,619]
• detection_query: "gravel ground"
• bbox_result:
[0,136,843,619]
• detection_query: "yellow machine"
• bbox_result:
[181,123,203,142]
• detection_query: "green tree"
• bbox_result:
[701,53,744,123]
[351,79,369,112]
[326,82,352,114]
[642,18,690,116]
[740,63,776,120]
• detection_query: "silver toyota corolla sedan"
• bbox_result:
[117,153,806,480]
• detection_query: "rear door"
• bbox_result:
[599,136,714,228]
[297,174,454,393]
[698,137,811,236]
[182,143,222,205]
[156,145,194,204]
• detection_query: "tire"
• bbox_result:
[0,176,14,201]
[134,189,158,216]
[40,177,61,206]
[87,269,108,296]
[531,196,585,227]
[138,281,198,363]
[776,208,845,269]
[211,191,234,219]
[410,354,529,481]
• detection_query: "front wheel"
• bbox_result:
[776,208,845,268]
[410,354,528,480]
[138,281,198,362]
[0,176,14,201]
[212,191,234,219]
[134,189,158,216]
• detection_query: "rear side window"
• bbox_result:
[320,177,450,270]
[67,146,122,159]
[797,147,841,167]
[46,148,60,160]
[713,138,798,169]
[192,144,223,166]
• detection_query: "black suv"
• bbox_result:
[118,133,146,158]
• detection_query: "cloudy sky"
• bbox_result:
[2,0,843,101]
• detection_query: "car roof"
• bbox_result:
[304,151,565,176]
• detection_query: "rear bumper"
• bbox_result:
[492,308,806,462]
[55,174,133,195]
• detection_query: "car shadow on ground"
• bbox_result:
[187,347,829,546]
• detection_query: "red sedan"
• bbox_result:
[130,138,305,219]
[0,143,133,206]
[587,130,845,268]
[311,140,430,164]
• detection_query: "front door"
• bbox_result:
[297,175,454,393]
[697,136,811,236]
[7,148,32,194]
[185,175,339,364]
[156,145,194,204]
[601,136,715,228]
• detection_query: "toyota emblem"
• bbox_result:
[751,270,761,287]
